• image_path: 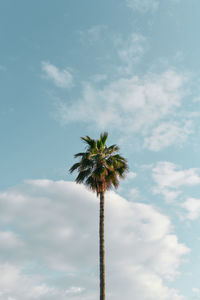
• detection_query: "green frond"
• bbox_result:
[112,177,119,189]
[79,158,94,171]
[116,167,128,178]
[92,153,103,161]
[106,144,119,154]
[69,162,81,173]
[97,139,103,150]
[105,158,112,167]
[81,136,92,143]
[94,166,108,178]
[86,176,98,192]
[75,168,92,183]
[100,132,108,145]
[74,152,86,158]
[112,154,127,161]
[106,171,119,189]
[81,136,96,148]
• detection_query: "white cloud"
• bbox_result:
[65,286,85,295]
[144,121,193,151]
[127,171,137,179]
[115,33,147,73]
[128,187,140,200]
[181,198,200,220]
[153,162,200,189]
[0,264,58,300]
[192,287,200,294]
[92,74,107,83]
[41,61,74,88]
[0,231,23,247]
[0,263,85,300]
[55,69,190,150]
[125,0,180,13]
[0,180,189,300]
[86,25,107,43]
[152,162,200,202]
[78,25,107,44]
[126,0,159,13]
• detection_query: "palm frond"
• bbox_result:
[69,162,81,173]
[106,171,119,189]
[79,158,94,171]
[81,136,96,148]
[112,154,127,161]
[94,166,108,178]
[97,139,103,150]
[74,152,87,158]
[75,168,92,183]
[116,167,128,178]
[100,132,108,145]
[86,176,98,193]
[106,144,119,154]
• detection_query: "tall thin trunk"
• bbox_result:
[99,191,105,300]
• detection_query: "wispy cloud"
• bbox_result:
[115,33,147,73]
[126,0,159,13]
[126,171,137,179]
[54,69,190,150]
[78,25,107,44]
[152,162,200,202]
[144,121,193,151]
[41,61,74,89]
[126,0,180,13]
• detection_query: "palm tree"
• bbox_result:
[69,132,129,300]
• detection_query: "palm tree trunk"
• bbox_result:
[99,191,105,300]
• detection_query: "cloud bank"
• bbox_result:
[0,180,189,299]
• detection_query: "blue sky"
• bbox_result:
[1,0,200,299]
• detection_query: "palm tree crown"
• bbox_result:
[69,132,129,194]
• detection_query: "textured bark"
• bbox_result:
[99,191,105,300]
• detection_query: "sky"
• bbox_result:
[1,0,200,299]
